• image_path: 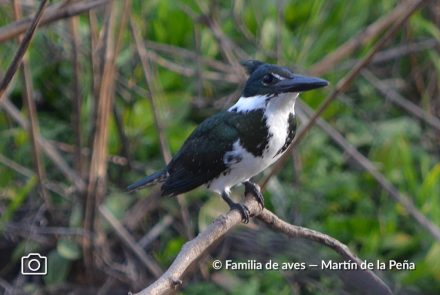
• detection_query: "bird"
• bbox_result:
[127,60,328,223]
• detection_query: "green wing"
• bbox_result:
[161,110,267,196]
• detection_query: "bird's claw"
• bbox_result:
[244,181,265,210]
[230,203,250,223]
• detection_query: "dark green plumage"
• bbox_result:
[161,109,269,196]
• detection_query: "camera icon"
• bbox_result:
[21,253,47,275]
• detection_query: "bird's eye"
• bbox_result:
[262,74,276,86]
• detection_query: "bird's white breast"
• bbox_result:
[208,92,298,194]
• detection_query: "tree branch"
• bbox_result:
[131,196,392,295]
[0,0,112,43]
[0,0,48,102]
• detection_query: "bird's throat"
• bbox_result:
[228,92,298,114]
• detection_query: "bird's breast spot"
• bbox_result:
[223,150,243,166]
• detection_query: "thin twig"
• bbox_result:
[142,49,240,83]
[5,222,90,237]
[0,153,34,178]
[0,98,86,192]
[123,189,162,231]
[0,0,112,43]
[112,104,132,168]
[310,0,422,75]
[138,215,174,249]
[193,24,203,102]
[296,101,440,241]
[0,154,69,198]
[132,195,391,295]
[99,206,163,278]
[130,19,172,163]
[362,69,440,132]
[339,39,439,70]
[0,277,13,294]
[69,16,84,177]
[87,9,101,151]
[12,0,51,212]
[111,0,132,169]
[114,0,131,56]
[130,19,194,239]
[275,0,283,62]
[144,41,232,73]
[49,139,144,171]
[232,1,255,44]
[185,1,248,78]
[0,0,48,102]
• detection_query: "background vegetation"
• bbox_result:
[0,0,439,294]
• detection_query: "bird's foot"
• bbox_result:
[229,202,250,223]
[244,181,264,210]
[221,190,251,223]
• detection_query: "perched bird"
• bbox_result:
[128,60,328,223]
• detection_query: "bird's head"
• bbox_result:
[241,60,328,98]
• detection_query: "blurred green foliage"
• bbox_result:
[1,0,439,294]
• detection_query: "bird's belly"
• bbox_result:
[207,137,285,194]
[207,154,269,194]
[207,109,294,195]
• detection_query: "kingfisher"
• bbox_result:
[128,60,328,223]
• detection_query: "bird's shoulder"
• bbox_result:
[182,109,267,151]
[161,109,266,195]
[171,110,242,164]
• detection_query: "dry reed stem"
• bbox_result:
[11,0,51,212]
[0,0,111,43]
[84,1,118,269]
[68,16,84,177]
[0,0,48,101]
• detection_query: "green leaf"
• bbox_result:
[57,238,81,260]
[0,176,37,229]
[157,237,185,265]
[260,19,276,51]
[415,158,440,224]
[374,118,421,141]
[69,203,83,228]
[426,243,440,280]
[43,251,71,286]
[103,192,133,221]
[11,241,40,262]
[418,164,440,204]
[201,30,219,58]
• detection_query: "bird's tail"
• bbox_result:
[127,170,168,192]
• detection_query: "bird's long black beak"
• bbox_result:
[276,74,328,93]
